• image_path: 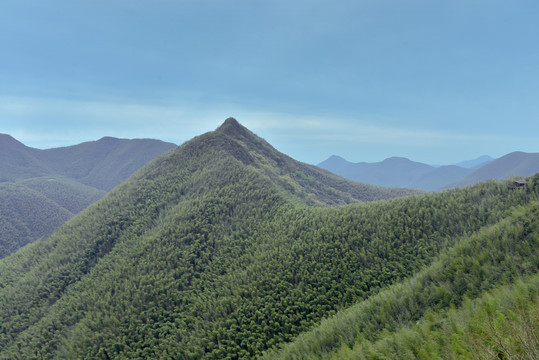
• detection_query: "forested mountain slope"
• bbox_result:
[30,136,177,191]
[264,192,538,359]
[214,118,420,204]
[0,182,74,258]
[0,177,106,258]
[0,119,537,359]
[0,134,176,258]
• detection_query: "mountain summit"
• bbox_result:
[212,118,421,204]
[4,119,533,359]
[0,118,425,358]
[216,116,247,136]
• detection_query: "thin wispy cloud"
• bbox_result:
[1,2,537,164]
[3,94,534,165]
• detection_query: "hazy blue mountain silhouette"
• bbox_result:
[443,151,539,189]
[318,152,538,191]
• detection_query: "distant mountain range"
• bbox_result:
[455,155,494,169]
[318,152,539,191]
[0,134,176,258]
[1,118,537,359]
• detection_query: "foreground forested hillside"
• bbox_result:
[0,119,537,359]
[264,197,538,359]
[0,134,176,258]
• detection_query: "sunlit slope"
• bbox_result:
[330,274,538,360]
[264,188,539,359]
[0,119,536,359]
[213,118,421,204]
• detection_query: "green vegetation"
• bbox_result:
[32,136,177,191]
[330,274,538,360]
[264,199,539,359]
[0,182,73,258]
[0,119,537,359]
[18,177,106,214]
[0,134,175,258]
[0,178,106,259]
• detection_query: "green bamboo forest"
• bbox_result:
[0,118,537,359]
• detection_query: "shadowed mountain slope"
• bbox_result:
[17,177,106,214]
[0,177,104,259]
[0,182,74,258]
[0,119,536,359]
[30,136,177,191]
[0,177,106,258]
[0,134,53,181]
[0,134,176,258]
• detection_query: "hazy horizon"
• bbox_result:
[2,127,513,168]
[1,1,538,165]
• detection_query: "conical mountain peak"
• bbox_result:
[0,117,442,359]
[215,117,255,140]
[220,117,241,128]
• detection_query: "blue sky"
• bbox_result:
[1,0,538,165]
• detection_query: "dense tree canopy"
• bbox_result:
[0,120,537,359]
[0,135,175,258]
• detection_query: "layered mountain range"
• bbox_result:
[0,134,176,258]
[0,118,537,359]
[318,152,539,191]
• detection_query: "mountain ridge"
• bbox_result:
[210,118,422,205]
[456,155,494,169]
[0,134,54,181]
[1,118,537,359]
[29,136,178,191]
[0,133,177,258]
[318,152,538,191]
[443,151,539,189]
[318,156,433,189]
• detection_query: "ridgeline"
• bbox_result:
[0,119,537,359]
[0,134,175,258]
